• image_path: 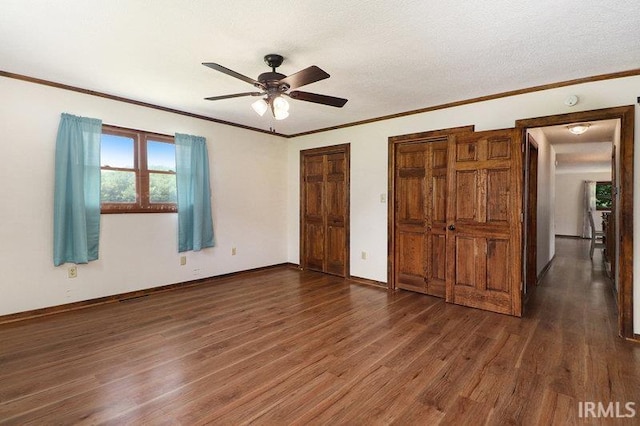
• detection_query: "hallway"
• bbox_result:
[528,237,617,334]
[522,237,639,423]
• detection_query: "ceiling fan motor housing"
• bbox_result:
[257,72,290,94]
[260,55,289,93]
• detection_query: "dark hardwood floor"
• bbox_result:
[1,238,638,424]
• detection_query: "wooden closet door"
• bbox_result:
[301,145,349,277]
[425,141,448,297]
[446,129,522,316]
[395,143,428,293]
[302,154,325,272]
[394,139,448,297]
[325,152,348,276]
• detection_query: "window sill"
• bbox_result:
[101,205,177,214]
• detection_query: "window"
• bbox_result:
[595,181,613,210]
[101,125,177,213]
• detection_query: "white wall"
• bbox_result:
[554,171,612,236]
[286,75,640,333]
[0,77,288,316]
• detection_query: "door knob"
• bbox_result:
[448,224,456,231]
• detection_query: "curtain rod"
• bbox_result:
[103,123,174,139]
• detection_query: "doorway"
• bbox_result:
[300,144,350,277]
[516,106,634,339]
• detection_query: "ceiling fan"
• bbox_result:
[203,54,348,120]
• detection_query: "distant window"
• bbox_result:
[595,181,612,210]
[101,126,176,213]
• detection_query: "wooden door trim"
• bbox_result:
[523,136,539,305]
[388,125,475,290]
[516,105,634,339]
[300,143,351,278]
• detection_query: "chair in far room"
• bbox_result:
[588,209,605,260]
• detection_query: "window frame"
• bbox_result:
[595,180,613,211]
[101,125,177,214]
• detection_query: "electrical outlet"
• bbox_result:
[180,256,186,266]
[68,266,77,278]
[361,251,367,260]
[232,247,237,256]
[192,268,200,276]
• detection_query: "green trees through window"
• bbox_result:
[101,170,136,203]
[100,126,177,213]
[147,140,177,204]
[595,181,613,210]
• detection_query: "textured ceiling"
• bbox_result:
[541,119,617,172]
[1,1,639,135]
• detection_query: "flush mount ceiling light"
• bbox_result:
[203,54,348,121]
[567,123,590,135]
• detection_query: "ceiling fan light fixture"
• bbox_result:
[251,99,268,116]
[568,123,590,135]
[275,111,289,120]
[271,95,290,120]
[273,96,289,112]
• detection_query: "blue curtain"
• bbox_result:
[53,113,102,266]
[175,133,215,252]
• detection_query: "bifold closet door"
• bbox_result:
[301,145,349,277]
[302,154,325,272]
[394,140,447,297]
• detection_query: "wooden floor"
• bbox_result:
[1,238,638,424]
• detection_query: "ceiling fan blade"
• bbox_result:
[202,63,264,89]
[288,91,348,107]
[204,92,264,101]
[279,66,330,90]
